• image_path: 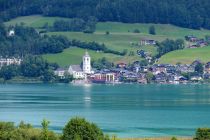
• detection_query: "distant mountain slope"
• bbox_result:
[1,0,210,29]
[5,15,210,66]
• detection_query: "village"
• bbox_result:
[52,34,210,84]
[52,50,210,84]
[0,29,209,84]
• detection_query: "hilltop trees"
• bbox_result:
[1,0,210,29]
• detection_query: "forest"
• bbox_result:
[0,0,210,29]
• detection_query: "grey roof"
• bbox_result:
[70,65,83,72]
[56,68,65,71]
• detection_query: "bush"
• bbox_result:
[133,29,140,33]
[62,117,106,140]
[194,128,210,140]
[149,25,156,35]
[0,121,59,140]
[106,31,110,35]
[171,137,178,140]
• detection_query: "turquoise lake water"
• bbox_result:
[0,84,210,137]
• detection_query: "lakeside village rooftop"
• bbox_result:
[0,53,209,84]
[54,51,210,84]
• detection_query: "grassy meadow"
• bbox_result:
[5,15,210,66]
[42,47,127,67]
[158,46,210,64]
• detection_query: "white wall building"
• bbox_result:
[68,51,94,79]
[83,51,92,74]
[0,58,22,67]
[54,68,66,78]
[8,29,15,37]
[68,65,85,79]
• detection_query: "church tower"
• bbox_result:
[83,50,91,74]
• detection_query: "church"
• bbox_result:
[68,51,94,79]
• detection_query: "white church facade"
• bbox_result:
[68,51,94,79]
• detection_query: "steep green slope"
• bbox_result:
[158,46,210,64]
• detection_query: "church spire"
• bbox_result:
[85,49,89,57]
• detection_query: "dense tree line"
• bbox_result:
[52,17,97,33]
[0,117,110,140]
[70,40,127,56]
[1,0,210,29]
[156,39,185,58]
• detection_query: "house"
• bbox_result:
[68,65,85,79]
[190,76,203,81]
[140,38,156,46]
[155,72,167,83]
[191,60,201,67]
[152,65,167,75]
[185,35,198,42]
[0,58,22,67]
[137,73,147,84]
[54,68,65,79]
[179,77,188,84]
[8,29,15,37]
[188,45,198,48]
[120,71,138,82]
[91,72,116,83]
[117,62,127,69]
[205,62,210,73]
[204,73,210,79]
[176,64,194,73]
[166,65,176,74]
[196,39,208,47]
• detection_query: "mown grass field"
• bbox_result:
[42,47,128,67]
[5,15,210,66]
[158,46,210,64]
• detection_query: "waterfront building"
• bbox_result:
[54,68,65,79]
[68,51,94,79]
[0,57,22,67]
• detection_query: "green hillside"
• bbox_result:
[158,46,210,64]
[43,47,128,67]
[5,15,210,66]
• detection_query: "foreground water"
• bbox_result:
[0,84,210,137]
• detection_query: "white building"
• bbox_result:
[68,51,94,79]
[8,29,15,37]
[68,65,85,79]
[0,58,22,67]
[83,51,92,74]
[54,68,65,79]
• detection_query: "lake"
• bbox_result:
[0,83,210,138]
